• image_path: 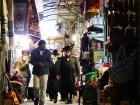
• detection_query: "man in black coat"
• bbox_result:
[30,40,52,105]
[46,49,60,103]
[56,46,80,104]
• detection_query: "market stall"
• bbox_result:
[101,0,136,104]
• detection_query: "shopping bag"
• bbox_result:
[109,45,135,84]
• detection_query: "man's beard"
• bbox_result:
[39,47,45,50]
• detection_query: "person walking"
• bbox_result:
[47,49,60,103]
[57,46,80,104]
[30,40,52,105]
[18,55,31,101]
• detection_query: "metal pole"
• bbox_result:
[103,0,106,56]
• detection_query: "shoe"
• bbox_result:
[34,98,39,105]
[50,98,53,101]
[65,100,73,104]
[60,99,66,102]
[69,100,73,104]
[65,101,70,104]
[24,98,28,102]
[54,99,57,103]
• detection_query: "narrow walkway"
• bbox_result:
[20,94,82,105]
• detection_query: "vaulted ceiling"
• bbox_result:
[57,0,82,35]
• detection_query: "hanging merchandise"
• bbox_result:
[80,51,90,60]
[108,0,136,55]
[110,27,124,47]
[86,0,99,11]
[109,45,135,84]
[80,0,103,20]
[81,33,91,52]
[87,25,103,33]
[87,7,99,14]
[28,0,41,37]
[107,0,136,85]
[98,0,103,9]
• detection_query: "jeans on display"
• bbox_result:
[33,74,48,105]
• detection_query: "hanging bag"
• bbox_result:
[109,45,134,84]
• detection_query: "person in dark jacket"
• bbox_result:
[46,49,60,103]
[30,40,52,105]
[81,32,91,51]
[56,46,80,104]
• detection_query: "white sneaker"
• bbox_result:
[24,98,28,102]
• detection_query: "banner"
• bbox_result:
[14,1,29,34]
[28,0,40,37]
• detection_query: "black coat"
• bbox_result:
[30,48,52,76]
[47,57,60,99]
[57,56,80,93]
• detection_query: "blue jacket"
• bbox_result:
[30,48,52,76]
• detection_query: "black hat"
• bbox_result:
[63,46,73,51]
[53,49,60,55]
[38,40,46,46]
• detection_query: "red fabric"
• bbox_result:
[103,63,110,67]
[80,59,89,66]
[80,1,84,14]
[98,0,103,9]
[80,0,99,14]
[86,0,99,11]
[89,81,98,88]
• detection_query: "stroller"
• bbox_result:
[78,72,98,105]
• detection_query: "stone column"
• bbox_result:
[1,0,8,104]
[7,0,15,75]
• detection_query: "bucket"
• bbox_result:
[85,72,97,83]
